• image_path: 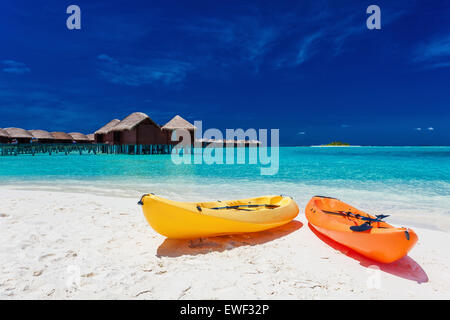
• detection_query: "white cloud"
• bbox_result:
[415,127,435,132]
[97,55,192,86]
[295,31,324,65]
[414,36,450,69]
[97,54,118,63]
[2,60,31,74]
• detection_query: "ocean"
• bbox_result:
[1,146,449,230]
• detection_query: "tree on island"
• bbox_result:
[324,141,350,146]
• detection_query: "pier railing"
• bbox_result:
[0,142,259,156]
[0,143,175,156]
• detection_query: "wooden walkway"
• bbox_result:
[0,144,176,156]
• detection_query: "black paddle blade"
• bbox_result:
[359,216,382,223]
[350,223,373,232]
[404,230,410,240]
[376,214,390,220]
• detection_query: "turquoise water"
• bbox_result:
[1,147,450,229]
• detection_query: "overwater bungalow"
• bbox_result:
[0,128,11,144]
[69,132,91,143]
[51,132,73,144]
[29,130,55,144]
[161,115,196,145]
[94,119,120,144]
[4,128,33,144]
[109,112,166,145]
[86,134,95,143]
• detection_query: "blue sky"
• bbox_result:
[1,0,449,145]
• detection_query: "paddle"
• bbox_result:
[321,210,390,232]
[210,204,280,210]
[350,222,373,232]
[322,210,387,223]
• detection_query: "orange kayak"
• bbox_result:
[305,196,418,263]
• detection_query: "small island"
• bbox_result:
[324,141,351,146]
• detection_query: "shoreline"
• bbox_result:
[1,187,449,299]
[2,181,449,233]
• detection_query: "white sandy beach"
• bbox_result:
[1,186,449,300]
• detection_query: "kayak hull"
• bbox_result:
[140,194,299,239]
[306,196,418,263]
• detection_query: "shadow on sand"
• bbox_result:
[157,220,303,258]
[308,223,429,283]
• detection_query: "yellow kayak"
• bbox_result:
[138,194,299,239]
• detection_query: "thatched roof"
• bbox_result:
[162,115,196,131]
[4,127,33,139]
[0,128,10,138]
[51,132,73,141]
[69,132,90,141]
[111,112,159,131]
[29,130,54,140]
[95,119,121,135]
[86,134,95,141]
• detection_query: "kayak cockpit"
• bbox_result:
[197,195,288,212]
